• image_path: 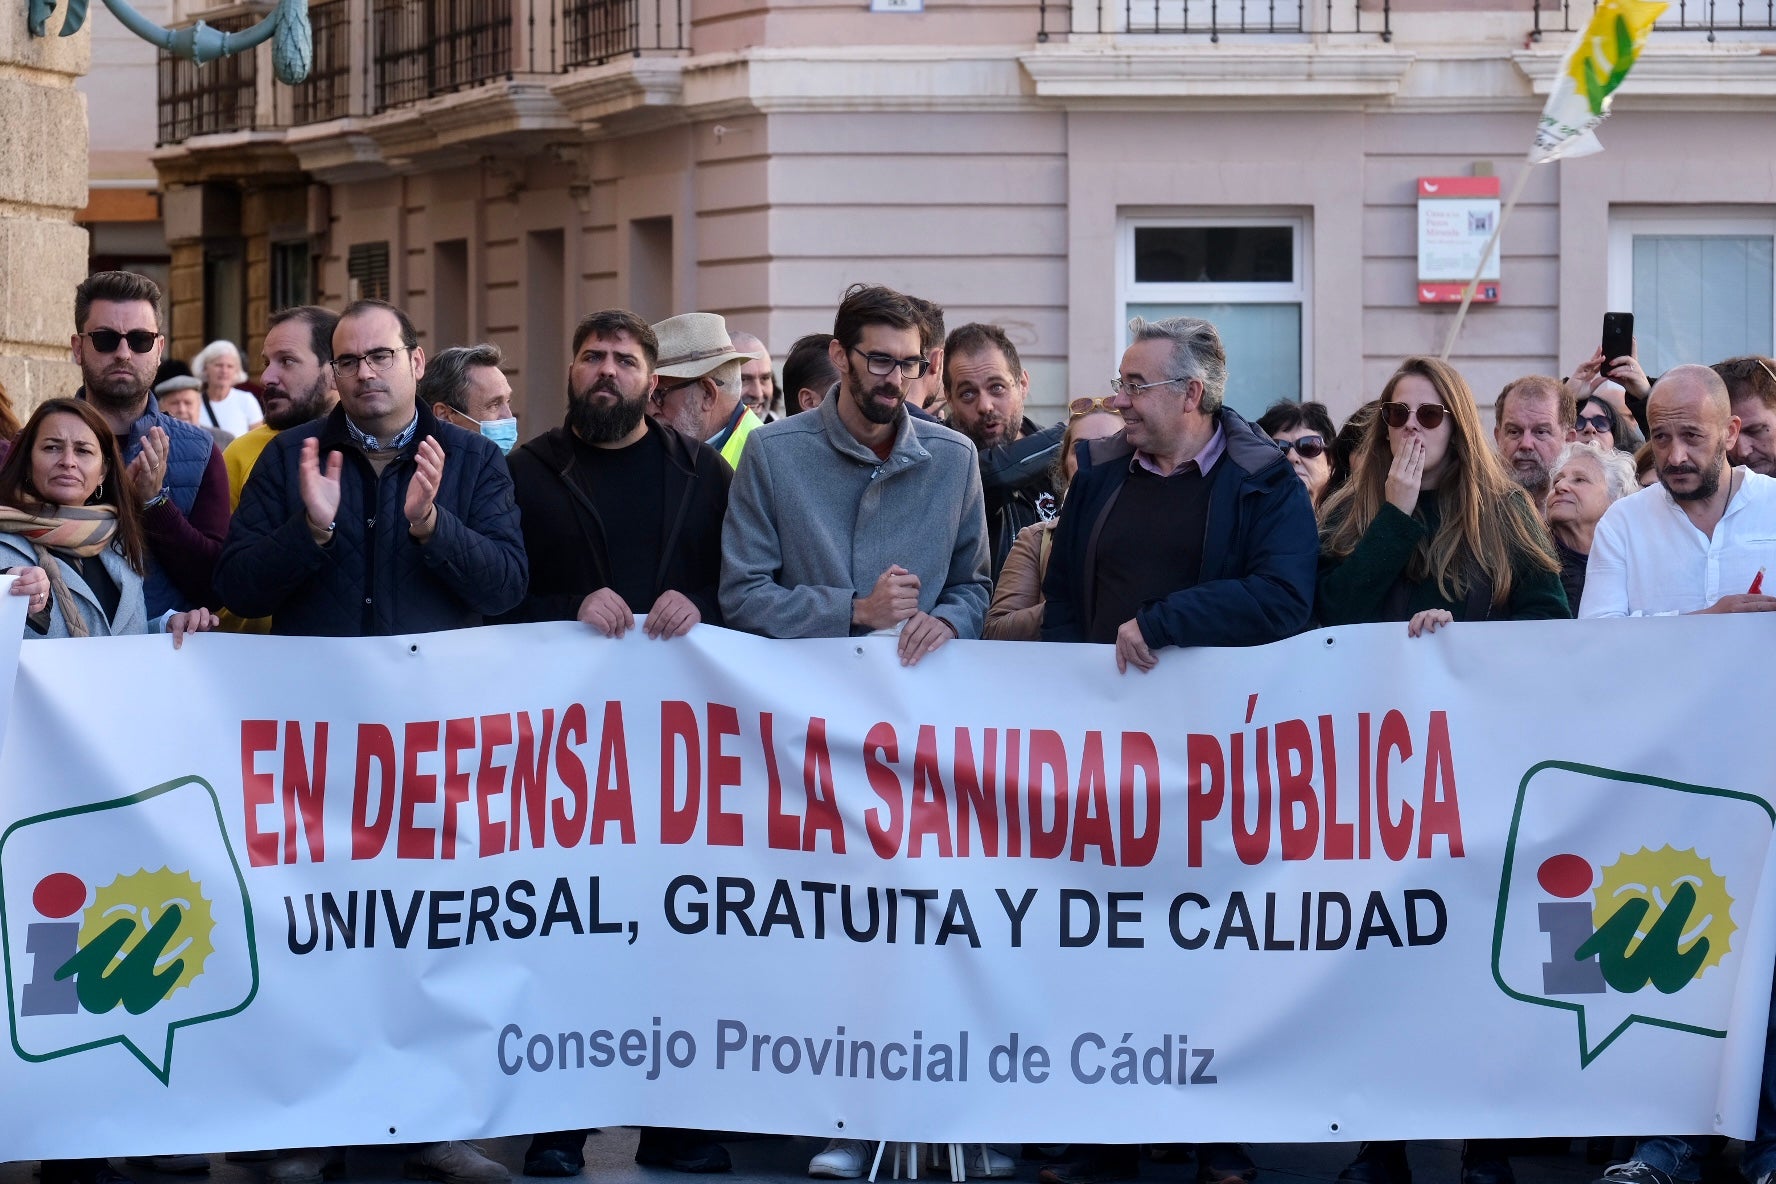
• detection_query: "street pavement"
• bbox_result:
[13,1133,1705,1184]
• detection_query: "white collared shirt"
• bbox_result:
[1580,467,1776,616]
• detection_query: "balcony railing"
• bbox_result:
[1038,0,1390,38]
[292,0,353,122]
[156,15,259,144]
[374,0,515,111]
[1533,0,1776,36]
[563,0,688,67]
[157,0,697,139]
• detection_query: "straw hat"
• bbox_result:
[651,313,762,380]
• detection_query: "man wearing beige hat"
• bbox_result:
[649,312,765,469]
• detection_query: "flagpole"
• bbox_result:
[1438,159,1536,363]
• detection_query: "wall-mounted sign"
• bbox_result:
[870,0,924,10]
[1417,176,1501,304]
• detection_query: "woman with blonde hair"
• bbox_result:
[1318,355,1568,636]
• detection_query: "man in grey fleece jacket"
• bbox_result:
[720,283,992,669]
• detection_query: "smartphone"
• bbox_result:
[1601,312,1634,364]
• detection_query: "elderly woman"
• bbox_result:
[1546,440,1639,610]
[1257,399,1337,505]
[1,398,215,642]
[190,339,264,437]
[984,400,1123,641]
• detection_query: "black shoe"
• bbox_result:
[1460,1143,1514,1184]
[1040,1151,1141,1184]
[634,1131,731,1175]
[1594,1164,1677,1184]
[1197,1145,1257,1184]
[1337,1143,1411,1184]
[523,1151,583,1179]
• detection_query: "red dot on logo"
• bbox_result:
[1538,853,1593,899]
[32,873,86,919]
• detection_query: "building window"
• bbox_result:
[271,241,313,312]
[348,241,391,303]
[1118,216,1310,417]
[1608,211,1776,379]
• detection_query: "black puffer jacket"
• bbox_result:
[215,403,527,636]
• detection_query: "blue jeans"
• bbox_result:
[1632,976,1776,1182]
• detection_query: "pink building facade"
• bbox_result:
[150,0,1776,428]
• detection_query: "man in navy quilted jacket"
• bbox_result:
[215,298,526,640]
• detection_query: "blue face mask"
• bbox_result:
[480,417,519,454]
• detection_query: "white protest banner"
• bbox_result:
[0,617,1772,1160]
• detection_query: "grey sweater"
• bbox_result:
[720,392,991,639]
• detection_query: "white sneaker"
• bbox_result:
[810,1139,875,1180]
[960,1148,1016,1180]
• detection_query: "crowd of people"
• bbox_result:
[0,270,1773,1184]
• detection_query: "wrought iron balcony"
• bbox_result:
[292,0,352,122]
[1533,0,1776,37]
[562,0,688,68]
[155,14,259,143]
[373,0,514,112]
[1037,0,1392,38]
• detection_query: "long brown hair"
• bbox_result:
[0,376,19,443]
[1320,357,1558,605]
[0,398,147,574]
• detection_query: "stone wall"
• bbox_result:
[0,0,89,417]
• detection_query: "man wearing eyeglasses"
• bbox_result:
[1040,315,1318,679]
[943,322,1067,578]
[215,298,527,642]
[721,282,991,680]
[67,270,231,618]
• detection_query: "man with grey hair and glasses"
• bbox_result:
[1040,315,1318,678]
[418,342,520,455]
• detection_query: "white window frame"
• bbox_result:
[1117,212,1313,405]
[1607,208,1776,362]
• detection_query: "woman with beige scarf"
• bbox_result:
[0,398,216,642]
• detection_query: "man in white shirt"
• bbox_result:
[1580,364,1776,617]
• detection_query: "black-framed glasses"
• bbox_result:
[1276,434,1326,459]
[1068,396,1122,417]
[850,347,929,380]
[332,346,411,377]
[1576,412,1613,434]
[1109,375,1193,396]
[1380,401,1449,431]
[82,329,160,355]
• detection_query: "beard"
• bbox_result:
[1508,453,1551,494]
[84,358,154,409]
[1660,443,1729,503]
[568,375,647,444]
[847,359,907,427]
[263,375,333,430]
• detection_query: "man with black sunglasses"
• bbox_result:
[69,270,230,618]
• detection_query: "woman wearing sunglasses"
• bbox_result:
[1257,399,1337,505]
[1318,356,1568,638]
[984,398,1123,640]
